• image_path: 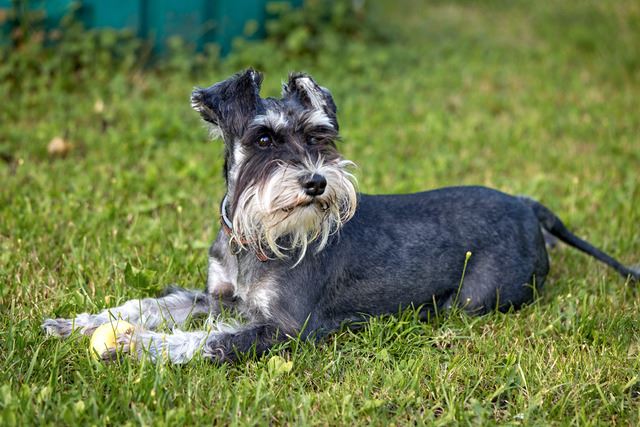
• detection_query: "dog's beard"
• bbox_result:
[232,158,357,264]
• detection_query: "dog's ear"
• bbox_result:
[283,73,338,130]
[191,68,263,140]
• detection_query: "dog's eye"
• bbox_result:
[307,137,324,146]
[256,135,272,148]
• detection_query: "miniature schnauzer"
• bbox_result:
[43,69,639,364]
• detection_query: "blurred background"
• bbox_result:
[0,0,304,56]
[1,1,640,424]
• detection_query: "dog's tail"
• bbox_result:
[519,196,639,282]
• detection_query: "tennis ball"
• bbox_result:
[89,320,135,360]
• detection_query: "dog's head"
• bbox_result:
[192,69,357,262]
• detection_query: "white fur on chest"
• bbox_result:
[206,246,278,320]
[234,277,278,319]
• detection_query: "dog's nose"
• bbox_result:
[302,174,327,196]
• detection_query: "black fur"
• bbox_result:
[192,69,264,138]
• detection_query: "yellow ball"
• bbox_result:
[89,320,135,360]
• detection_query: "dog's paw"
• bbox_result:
[42,318,77,338]
[202,341,226,364]
[202,335,239,364]
[41,314,99,338]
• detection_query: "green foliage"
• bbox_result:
[0,0,389,92]
[0,6,142,97]
[1,0,640,425]
[264,0,389,58]
[223,0,392,74]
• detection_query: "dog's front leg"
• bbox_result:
[202,323,281,363]
[120,322,280,364]
[42,286,224,338]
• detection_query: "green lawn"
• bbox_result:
[1,0,639,424]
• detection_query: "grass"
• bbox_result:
[1,0,640,424]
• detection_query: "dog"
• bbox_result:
[42,69,639,364]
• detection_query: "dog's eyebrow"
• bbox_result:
[285,114,338,144]
[300,109,334,131]
[251,110,290,132]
